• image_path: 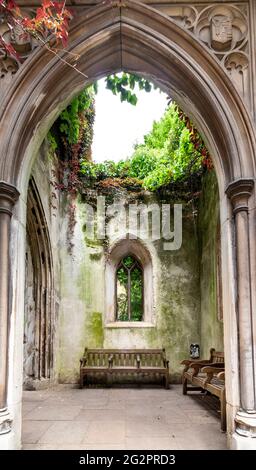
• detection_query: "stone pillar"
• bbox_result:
[0,182,19,435]
[226,179,256,445]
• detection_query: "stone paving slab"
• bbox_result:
[22,421,53,444]
[24,404,82,421]
[22,384,227,450]
[83,421,126,445]
[38,421,89,445]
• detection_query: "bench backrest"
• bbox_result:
[210,348,224,363]
[110,349,166,367]
[85,350,111,367]
[137,350,166,367]
[82,348,166,367]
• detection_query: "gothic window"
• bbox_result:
[116,255,143,321]
[105,238,154,325]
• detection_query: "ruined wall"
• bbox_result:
[58,190,201,383]
[198,171,224,358]
[28,148,222,385]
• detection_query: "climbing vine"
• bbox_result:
[49,85,95,252]
[50,85,95,191]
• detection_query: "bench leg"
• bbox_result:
[220,390,227,432]
[182,376,187,395]
[165,373,170,389]
[80,372,84,389]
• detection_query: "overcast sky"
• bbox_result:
[91,78,168,163]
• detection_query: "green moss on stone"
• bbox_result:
[198,170,223,357]
[89,252,103,261]
[86,312,104,347]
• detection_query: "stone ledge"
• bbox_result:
[105,322,155,328]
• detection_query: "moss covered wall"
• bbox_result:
[58,203,105,383]
[30,146,223,385]
[198,171,224,358]
[57,190,201,383]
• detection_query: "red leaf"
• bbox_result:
[42,0,53,9]
[52,1,63,13]
[0,36,20,61]
[6,0,20,14]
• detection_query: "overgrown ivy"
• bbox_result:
[47,74,213,251]
[47,73,153,162]
[48,74,212,197]
[79,103,212,192]
[49,85,95,158]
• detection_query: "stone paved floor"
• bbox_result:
[22,384,227,450]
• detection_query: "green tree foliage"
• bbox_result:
[105,73,154,105]
[47,72,152,161]
[80,103,208,191]
[48,75,211,195]
[116,256,143,321]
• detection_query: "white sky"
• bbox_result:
[91,78,168,162]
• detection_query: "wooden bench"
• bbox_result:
[80,348,170,389]
[181,348,226,431]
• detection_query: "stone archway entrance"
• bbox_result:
[0,1,256,450]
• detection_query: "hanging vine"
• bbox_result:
[49,85,95,252]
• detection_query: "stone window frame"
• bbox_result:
[105,237,155,328]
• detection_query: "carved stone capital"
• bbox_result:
[0,181,20,216]
[226,178,254,214]
[0,408,12,435]
[235,410,256,438]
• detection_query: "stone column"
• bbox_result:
[0,182,19,435]
[226,179,256,443]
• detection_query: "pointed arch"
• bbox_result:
[0,0,255,193]
[105,236,154,326]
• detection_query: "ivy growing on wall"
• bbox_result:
[49,85,95,157]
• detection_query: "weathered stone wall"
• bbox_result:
[57,189,201,383]
[26,144,61,387]
[29,149,222,384]
[198,171,224,358]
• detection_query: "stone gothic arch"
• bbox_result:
[0,0,255,449]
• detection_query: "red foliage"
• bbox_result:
[0,0,72,59]
[177,106,214,171]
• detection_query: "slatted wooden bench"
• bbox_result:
[80,348,170,389]
[181,348,226,431]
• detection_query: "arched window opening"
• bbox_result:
[116,255,143,321]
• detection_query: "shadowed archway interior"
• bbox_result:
[24,178,54,389]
